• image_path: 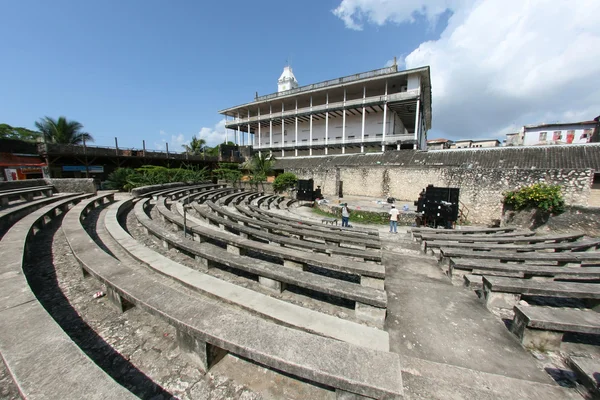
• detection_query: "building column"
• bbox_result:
[325,92,329,155]
[258,108,261,149]
[414,98,421,150]
[295,99,298,157]
[382,81,388,152]
[281,102,285,158]
[269,104,273,150]
[309,96,313,156]
[342,89,346,154]
[361,86,366,153]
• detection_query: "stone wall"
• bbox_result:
[0,178,96,194]
[287,166,593,224]
[46,178,97,194]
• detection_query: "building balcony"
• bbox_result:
[252,134,415,150]
[225,90,420,129]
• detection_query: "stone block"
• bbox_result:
[227,244,245,255]
[283,259,304,271]
[259,276,286,292]
[484,291,520,310]
[355,303,386,328]
[106,286,132,313]
[176,329,227,373]
[360,276,385,290]
[511,316,563,351]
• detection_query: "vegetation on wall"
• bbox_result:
[272,172,297,193]
[105,165,209,191]
[503,183,565,214]
[213,162,242,187]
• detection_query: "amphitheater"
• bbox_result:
[2,146,600,400]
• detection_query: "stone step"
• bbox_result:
[568,356,600,394]
[401,355,580,399]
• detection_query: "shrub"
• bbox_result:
[105,168,137,191]
[503,183,565,214]
[105,165,209,192]
[272,172,298,193]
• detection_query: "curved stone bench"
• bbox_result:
[440,248,600,267]
[0,193,74,234]
[191,202,383,262]
[237,204,380,240]
[0,192,135,400]
[164,183,223,200]
[247,204,379,237]
[66,198,402,398]
[0,186,54,207]
[169,202,385,282]
[139,199,386,324]
[207,202,381,250]
[424,237,600,255]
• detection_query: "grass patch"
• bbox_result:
[311,205,388,225]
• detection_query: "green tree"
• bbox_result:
[182,136,206,155]
[213,163,242,187]
[0,123,40,141]
[34,116,94,144]
[272,172,297,193]
[242,153,275,190]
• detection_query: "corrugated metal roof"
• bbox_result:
[274,144,600,171]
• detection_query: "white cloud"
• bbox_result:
[333,0,462,30]
[197,118,232,148]
[334,0,600,140]
[154,132,189,151]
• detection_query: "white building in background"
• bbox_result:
[505,120,598,146]
[219,62,432,157]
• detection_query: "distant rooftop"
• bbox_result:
[525,120,598,129]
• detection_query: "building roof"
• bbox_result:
[219,65,433,130]
[524,121,597,130]
[0,153,46,167]
[274,143,600,171]
[427,138,452,144]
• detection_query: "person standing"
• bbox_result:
[388,205,400,233]
[341,203,350,227]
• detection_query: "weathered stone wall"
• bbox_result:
[0,178,96,194]
[505,206,600,237]
[287,166,593,224]
[46,178,97,194]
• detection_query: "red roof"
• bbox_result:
[0,153,46,167]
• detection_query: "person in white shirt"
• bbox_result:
[341,203,350,227]
[388,205,400,233]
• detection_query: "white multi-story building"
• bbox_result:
[219,62,432,157]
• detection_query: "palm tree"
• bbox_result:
[182,136,206,155]
[251,152,276,177]
[35,116,93,144]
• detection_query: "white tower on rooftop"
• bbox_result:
[278,66,298,93]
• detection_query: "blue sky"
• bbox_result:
[1,0,599,149]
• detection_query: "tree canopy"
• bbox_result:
[182,136,206,155]
[35,116,94,145]
[0,123,40,141]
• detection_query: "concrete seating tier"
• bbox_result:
[138,199,387,325]
[236,204,378,240]
[0,193,75,233]
[119,199,389,348]
[423,238,600,255]
[568,356,600,396]
[482,276,600,310]
[247,204,379,237]
[190,202,383,262]
[253,193,277,208]
[0,192,135,399]
[0,185,54,207]
[218,190,252,206]
[70,198,402,398]
[206,202,381,250]
[194,187,240,204]
[410,226,517,237]
[450,258,600,280]
[511,305,600,350]
[413,230,535,243]
[168,202,385,280]
[440,248,600,266]
[164,183,224,200]
[417,231,582,244]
